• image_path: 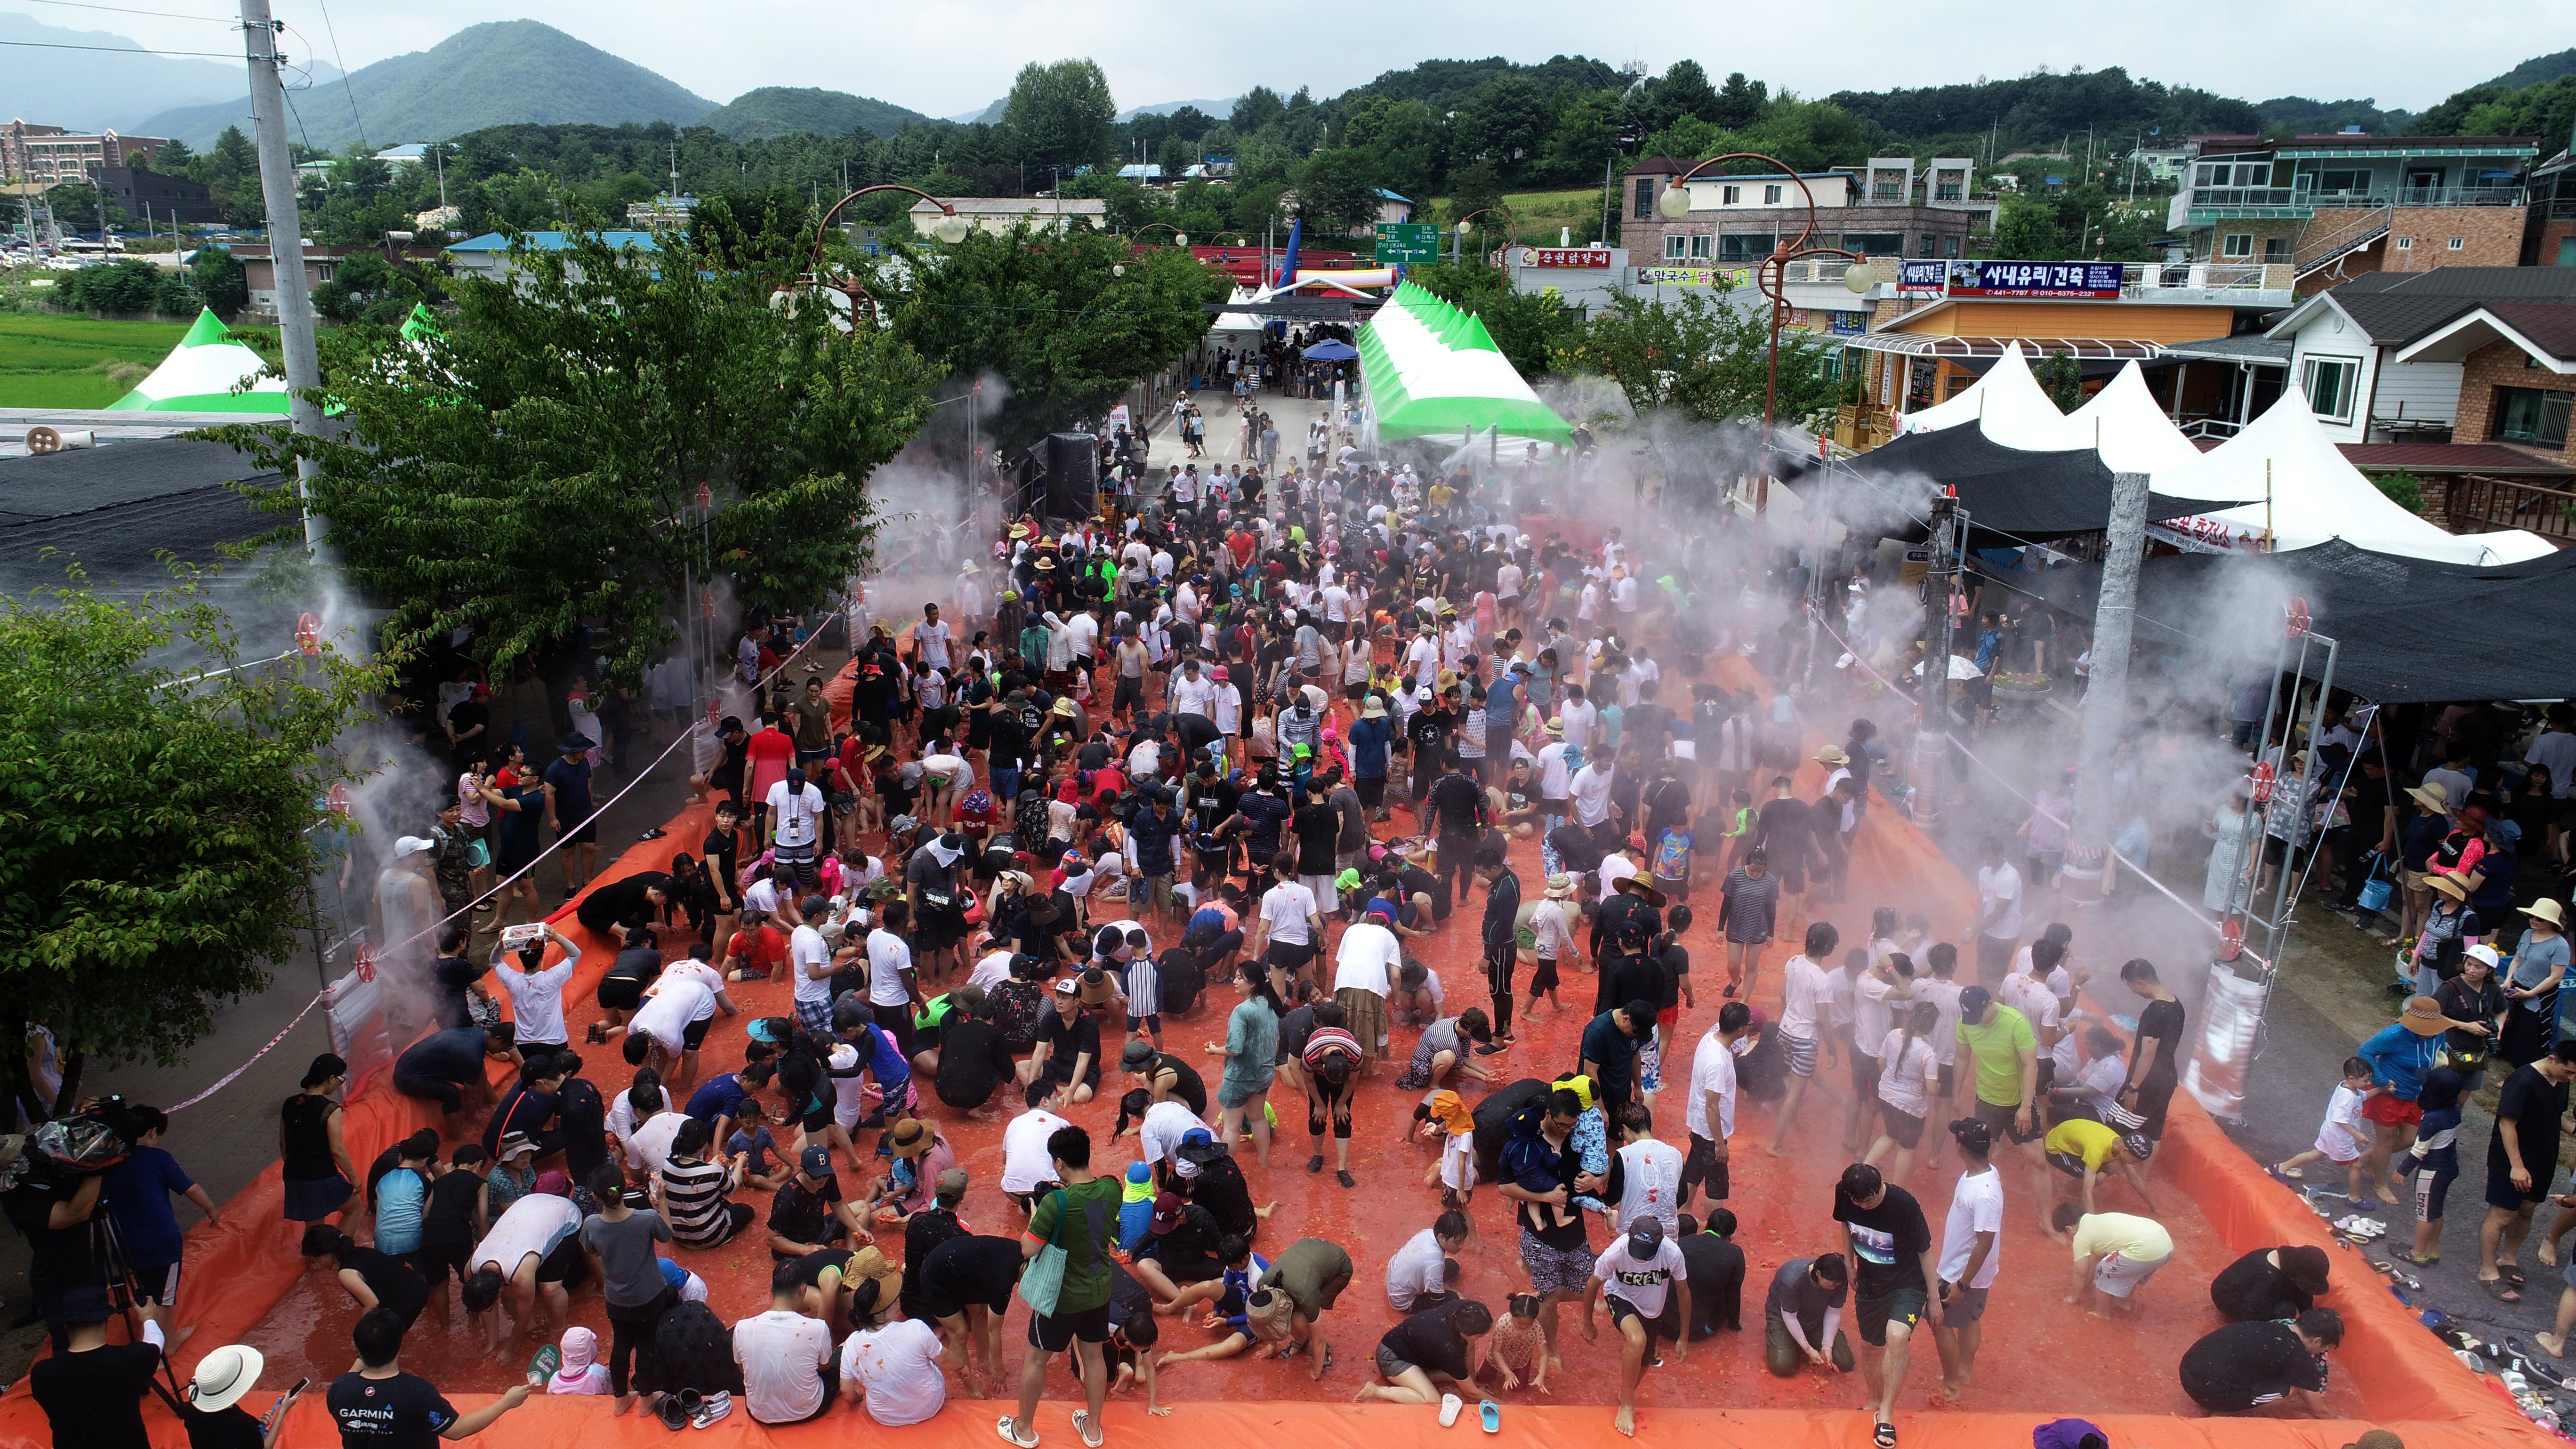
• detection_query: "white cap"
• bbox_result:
[394,835,436,857]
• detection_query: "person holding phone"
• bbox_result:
[184,1343,302,1449]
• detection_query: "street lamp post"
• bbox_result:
[1452,207,1514,264]
[802,183,972,322]
[1131,222,1191,248]
[1657,152,1880,511]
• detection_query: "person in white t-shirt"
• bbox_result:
[915,605,953,672]
[1682,1002,1754,1211]
[627,974,716,1092]
[1558,690,1599,754]
[998,1106,1073,1210]
[733,1263,835,1425]
[1612,1103,1685,1235]
[1580,1215,1690,1437]
[1972,843,2023,982]
[1253,863,1325,986]
[767,769,826,877]
[790,906,835,1037]
[1930,1117,2004,1403]
[1331,911,1402,1059]
[840,1311,947,1426]
[460,1188,583,1356]
[1385,1212,1471,1312]
[1864,1002,1943,1182]
[1768,922,1840,1157]
[495,927,580,1051]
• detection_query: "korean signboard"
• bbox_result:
[1374,222,1440,266]
[1897,259,2125,299]
[1517,248,1612,268]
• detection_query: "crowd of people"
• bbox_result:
[18,377,2461,1449]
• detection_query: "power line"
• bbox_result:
[301,2,367,153]
[0,37,240,57]
[16,0,233,23]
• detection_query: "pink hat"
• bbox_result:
[534,1169,573,1197]
[1322,724,1338,741]
[1212,666,1230,681]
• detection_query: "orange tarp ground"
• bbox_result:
[0,635,2538,1447]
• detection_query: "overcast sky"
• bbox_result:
[68,0,2576,115]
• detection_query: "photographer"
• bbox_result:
[29,1283,165,1449]
[3,1125,109,1348]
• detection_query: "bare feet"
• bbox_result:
[2540,1332,2567,1359]
[1614,1407,1636,1437]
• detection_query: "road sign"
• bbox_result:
[1374,222,1439,266]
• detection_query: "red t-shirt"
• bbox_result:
[728,924,786,977]
[744,727,796,798]
[1228,532,1256,567]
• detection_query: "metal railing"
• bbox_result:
[2184,185,2528,213]
[2447,474,2576,542]
[2180,417,2243,440]
[2191,186,2302,210]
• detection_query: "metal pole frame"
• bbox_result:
[1911,494,1965,829]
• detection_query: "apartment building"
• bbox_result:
[2165,131,2544,291]
[1620,154,1991,268]
[1,121,172,184]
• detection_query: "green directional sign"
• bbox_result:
[1374,222,1440,266]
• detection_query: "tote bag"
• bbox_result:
[1017,1187,1071,1317]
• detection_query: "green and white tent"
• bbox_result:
[106,307,291,413]
[1357,281,1570,443]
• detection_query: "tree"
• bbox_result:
[1002,59,1119,179]
[1562,287,1841,427]
[1712,72,1770,129]
[1534,91,1620,188]
[1642,60,1721,134]
[2032,351,2083,412]
[1451,74,1551,176]
[0,567,375,1099]
[885,224,1229,449]
[1231,87,1288,137]
[209,208,941,679]
[1406,258,1579,382]
[1290,147,1383,239]
[192,246,249,317]
[1992,194,2066,258]
[63,258,161,314]
[1339,96,1444,201]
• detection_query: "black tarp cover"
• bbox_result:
[1821,421,2209,544]
[0,438,277,590]
[2023,538,2576,704]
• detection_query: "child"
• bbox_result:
[1488,1292,1549,1394]
[2403,1067,2464,1267]
[1652,821,1695,902]
[1413,1087,1478,1209]
[1103,1307,1166,1415]
[1118,1160,1156,1252]
[546,1326,610,1395]
[2273,1056,2377,1206]
[1723,789,1757,869]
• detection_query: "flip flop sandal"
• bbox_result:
[2503,1265,2531,1286]
[1480,1401,1501,1433]
[1322,1343,1335,1374]
[2487,1279,2527,1304]
[2403,1253,2442,1267]
[2273,1162,2305,1180]
[1072,1410,1104,1449]
[1872,1422,1899,1449]
[1439,1394,1463,1428]
[1307,1156,1325,1173]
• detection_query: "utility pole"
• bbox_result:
[2065,470,2152,902]
[239,0,326,551]
[1911,492,1962,829]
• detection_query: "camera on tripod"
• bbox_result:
[1,1095,137,1191]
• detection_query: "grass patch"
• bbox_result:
[1421,189,1608,246]
[0,311,191,409]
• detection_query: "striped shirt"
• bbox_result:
[1302,1025,1365,1073]
[659,1157,737,1247]
[1125,955,1162,1018]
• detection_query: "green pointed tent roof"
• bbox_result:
[106,307,292,413]
[1357,281,1569,443]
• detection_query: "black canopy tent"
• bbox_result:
[2020,538,2576,704]
[1817,421,2209,547]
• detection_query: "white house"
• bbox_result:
[2265,266,2576,443]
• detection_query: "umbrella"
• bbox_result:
[1301,339,1358,361]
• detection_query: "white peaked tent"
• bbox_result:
[107,307,290,413]
[1900,348,2204,475]
[2150,393,2554,564]
[1892,343,2067,439]
[2061,362,2207,475]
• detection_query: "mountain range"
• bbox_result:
[133,20,716,152]
[0,12,333,133]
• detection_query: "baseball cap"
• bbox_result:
[800,1144,834,1177]
[1948,1117,1993,1156]
[394,835,435,857]
[1626,1215,1665,1259]
[1957,984,1993,1019]
[1120,1040,1157,1071]
[1053,977,1079,997]
[1150,1191,1188,1234]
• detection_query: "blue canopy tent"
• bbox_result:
[1302,339,1359,361]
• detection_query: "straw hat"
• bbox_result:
[1816,744,1851,766]
[1544,873,1574,900]
[2521,899,2567,928]
[1544,717,1563,737]
[190,1344,265,1413]
[1614,875,1668,908]
[845,1246,903,1312]
[2406,781,2450,813]
[888,1119,938,1159]
[2399,996,2448,1036]
[2426,871,2469,900]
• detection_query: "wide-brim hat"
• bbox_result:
[1078,969,1118,1007]
[846,1246,903,1310]
[1010,524,1034,540]
[1544,873,1574,899]
[1361,699,1386,719]
[2427,871,2469,900]
[1034,557,1058,572]
[2406,783,2449,812]
[190,1344,266,1412]
[889,1119,936,1159]
[1816,745,1850,766]
[1051,698,1078,717]
[2399,995,2448,1036]
[2523,898,2568,927]
[1614,875,1668,907]
[1544,717,1563,737]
